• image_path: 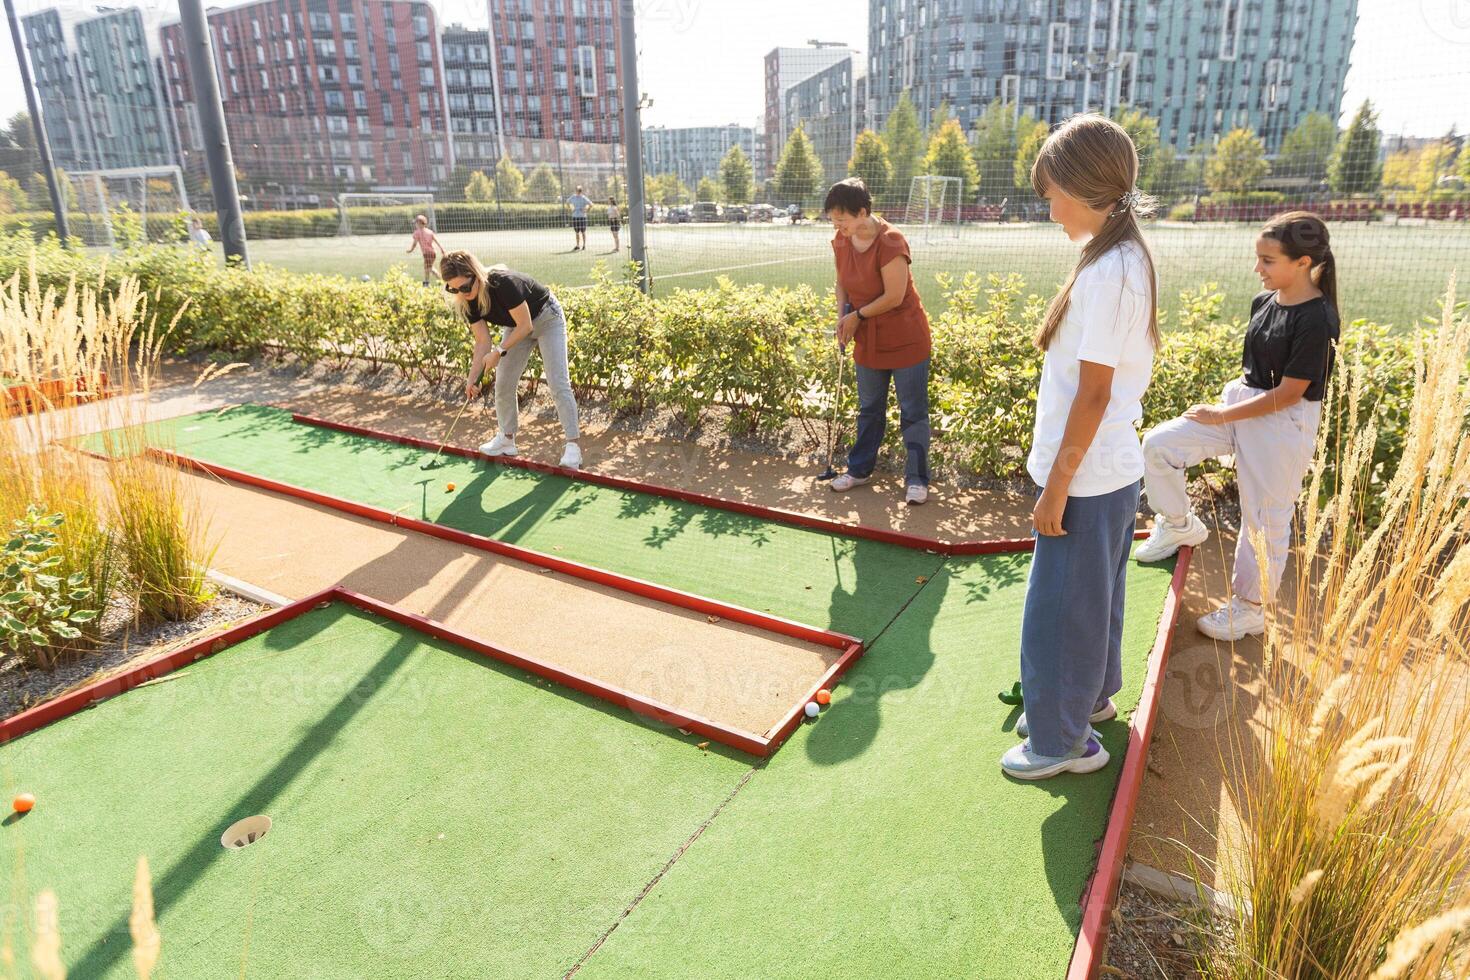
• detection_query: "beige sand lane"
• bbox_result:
[173,466,842,741]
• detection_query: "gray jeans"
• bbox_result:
[495,293,579,441]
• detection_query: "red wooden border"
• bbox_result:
[1,586,849,758]
[2,372,111,416]
[148,447,857,654]
[288,412,1035,556]
[0,586,338,745]
[1065,546,1195,980]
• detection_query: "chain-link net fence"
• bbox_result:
[1,0,1466,329]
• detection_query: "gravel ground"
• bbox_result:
[0,592,271,720]
[1102,877,1221,978]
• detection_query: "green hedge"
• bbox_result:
[0,202,595,244]
[0,231,1432,504]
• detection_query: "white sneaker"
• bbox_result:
[1016,698,1117,739]
[559,442,582,469]
[1134,512,1209,562]
[1197,596,1266,641]
[829,472,871,492]
[478,433,518,457]
[905,484,929,506]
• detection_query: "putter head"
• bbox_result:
[997,681,1025,706]
[420,457,443,471]
[816,466,838,481]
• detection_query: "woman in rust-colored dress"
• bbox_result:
[825,177,933,505]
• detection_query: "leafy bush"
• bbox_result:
[0,507,100,669]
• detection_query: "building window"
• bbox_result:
[419,66,434,85]
[416,41,431,62]
[1220,0,1243,61]
[340,12,355,34]
[1046,22,1069,80]
[1264,57,1283,111]
[309,12,331,33]
[1117,51,1137,104]
[574,45,597,97]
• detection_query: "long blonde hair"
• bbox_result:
[1030,114,1160,351]
[439,251,508,320]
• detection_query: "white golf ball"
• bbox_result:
[804,701,819,718]
[360,274,371,282]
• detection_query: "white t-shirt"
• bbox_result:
[1027,241,1156,497]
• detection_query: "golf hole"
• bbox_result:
[221,815,272,849]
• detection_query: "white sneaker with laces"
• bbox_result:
[478,433,518,457]
[905,484,929,506]
[1197,596,1266,641]
[559,442,583,469]
[829,472,871,492]
[1134,512,1209,562]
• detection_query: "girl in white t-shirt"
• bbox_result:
[1002,114,1161,781]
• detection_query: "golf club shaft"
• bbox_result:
[429,396,473,464]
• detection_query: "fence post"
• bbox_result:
[179,0,249,267]
[617,0,648,292]
[4,0,70,244]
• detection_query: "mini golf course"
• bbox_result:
[1,404,1188,977]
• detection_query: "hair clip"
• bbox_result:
[1110,188,1143,217]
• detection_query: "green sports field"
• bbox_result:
[8,406,1180,977]
[213,220,1468,330]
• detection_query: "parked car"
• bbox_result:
[748,204,777,222]
[665,206,693,224]
[723,205,748,223]
[692,201,720,222]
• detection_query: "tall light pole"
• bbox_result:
[616,0,647,292]
[179,0,248,266]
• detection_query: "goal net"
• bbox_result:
[905,175,962,239]
[337,193,435,237]
[66,166,192,247]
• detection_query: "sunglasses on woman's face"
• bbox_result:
[445,281,475,294]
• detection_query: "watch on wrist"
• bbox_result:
[854,308,867,321]
[495,345,509,357]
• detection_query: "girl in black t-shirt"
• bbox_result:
[1135,211,1340,641]
[440,250,583,469]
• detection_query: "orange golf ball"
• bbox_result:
[446,482,456,492]
[13,793,34,814]
[815,689,832,705]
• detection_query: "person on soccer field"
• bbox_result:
[1003,114,1161,781]
[1134,211,1339,641]
[607,197,622,252]
[567,185,592,251]
[825,176,933,506]
[440,251,582,469]
[405,214,443,285]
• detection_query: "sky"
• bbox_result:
[0,0,1464,140]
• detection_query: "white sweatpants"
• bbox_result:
[1141,377,1321,604]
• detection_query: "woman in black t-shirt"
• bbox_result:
[1135,211,1340,641]
[440,251,582,469]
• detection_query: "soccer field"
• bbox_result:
[218,219,1469,330]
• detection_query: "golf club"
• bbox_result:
[817,312,851,481]
[420,392,476,470]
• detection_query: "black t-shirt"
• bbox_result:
[465,269,550,328]
[1242,290,1339,401]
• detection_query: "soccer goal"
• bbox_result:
[337,193,435,236]
[67,166,192,247]
[905,175,963,240]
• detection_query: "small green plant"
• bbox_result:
[0,506,99,668]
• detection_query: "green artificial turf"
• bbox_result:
[87,405,944,640]
[0,604,754,978]
[577,553,1178,978]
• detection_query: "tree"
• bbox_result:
[1111,106,1160,188]
[29,170,69,211]
[883,90,924,204]
[774,124,823,205]
[971,99,1019,200]
[493,155,525,202]
[0,171,25,214]
[847,129,893,204]
[1276,112,1337,184]
[438,163,477,201]
[464,170,495,203]
[1413,140,1457,195]
[0,114,40,190]
[1381,149,1418,191]
[695,176,719,202]
[923,118,979,199]
[1014,116,1050,191]
[1205,128,1270,195]
[1328,100,1381,195]
[719,144,753,203]
[647,172,690,205]
[1461,139,1470,183]
[927,100,954,142]
[525,164,561,202]
[1144,143,1195,200]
